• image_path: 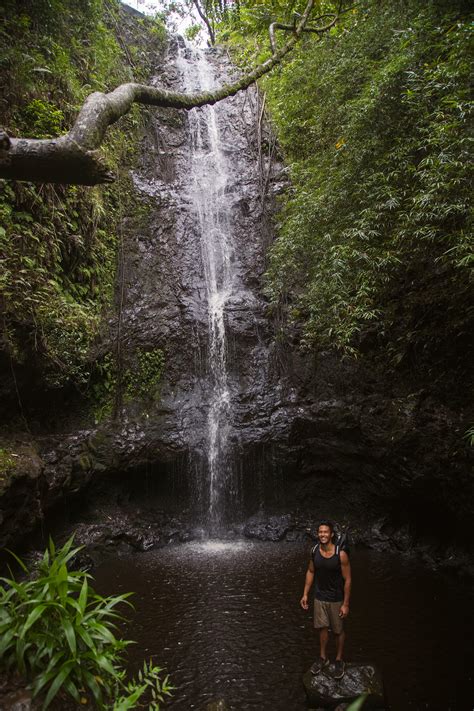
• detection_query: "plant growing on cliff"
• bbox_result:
[0,537,173,709]
[126,348,165,402]
[0,448,16,475]
[0,0,167,392]
[91,347,165,423]
[221,0,472,373]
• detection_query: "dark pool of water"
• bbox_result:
[93,542,474,710]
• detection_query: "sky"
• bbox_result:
[120,0,198,36]
[121,0,162,15]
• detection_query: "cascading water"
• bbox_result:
[132,36,277,529]
[176,44,237,530]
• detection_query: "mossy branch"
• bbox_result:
[0,0,339,186]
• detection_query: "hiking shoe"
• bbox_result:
[310,657,329,675]
[332,659,345,679]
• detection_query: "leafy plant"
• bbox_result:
[184,23,202,42]
[0,537,173,709]
[90,347,165,423]
[0,448,16,475]
[21,99,64,138]
[222,0,473,375]
[0,1,167,393]
[126,348,165,402]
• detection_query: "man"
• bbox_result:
[300,521,351,679]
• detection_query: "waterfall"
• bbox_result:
[176,44,236,530]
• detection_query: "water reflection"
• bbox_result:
[186,540,251,555]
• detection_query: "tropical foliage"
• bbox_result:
[0,0,166,391]
[220,0,473,375]
[92,347,165,423]
[0,537,173,709]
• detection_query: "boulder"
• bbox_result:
[243,514,292,541]
[0,688,33,710]
[303,662,384,708]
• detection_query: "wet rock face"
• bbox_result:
[122,38,276,459]
[109,37,287,519]
[243,514,293,542]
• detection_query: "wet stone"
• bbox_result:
[0,688,33,710]
[243,514,292,541]
[303,662,384,708]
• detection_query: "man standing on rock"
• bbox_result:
[300,521,351,679]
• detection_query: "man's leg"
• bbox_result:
[334,630,345,661]
[319,627,329,659]
[310,626,330,675]
[311,601,331,674]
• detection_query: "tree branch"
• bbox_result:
[269,13,338,54]
[193,0,216,45]
[0,0,340,186]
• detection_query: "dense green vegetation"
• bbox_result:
[0,538,173,708]
[219,0,473,375]
[92,346,165,423]
[0,0,166,393]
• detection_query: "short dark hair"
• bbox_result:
[318,520,334,533]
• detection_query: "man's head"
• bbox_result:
[317,520,334,545]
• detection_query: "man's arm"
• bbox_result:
[339,550,351,618]
[300,558,315,610]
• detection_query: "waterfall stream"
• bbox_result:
[132,37,275,530]
[176,45,236,530]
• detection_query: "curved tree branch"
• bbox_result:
[0,0,340,185]
[269,14,338,54]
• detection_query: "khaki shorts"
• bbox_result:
[314,599,344,634]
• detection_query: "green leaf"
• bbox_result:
[76,626,94,650]
[82,670,102,704]
[78,576,88,617]
[62,618,76,656]
[63,676,80,703]
[0,534,172,706]
[0,628,16,655]
[346,694,368,711]
[21,604,47,636]
[4,548,29,573]
[95,653,117,676]
[43,660,74,709]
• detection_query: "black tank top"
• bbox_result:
[312,545,344,602]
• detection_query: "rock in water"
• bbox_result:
[303,662,384,708]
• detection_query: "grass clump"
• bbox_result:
[0,537,173,709]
